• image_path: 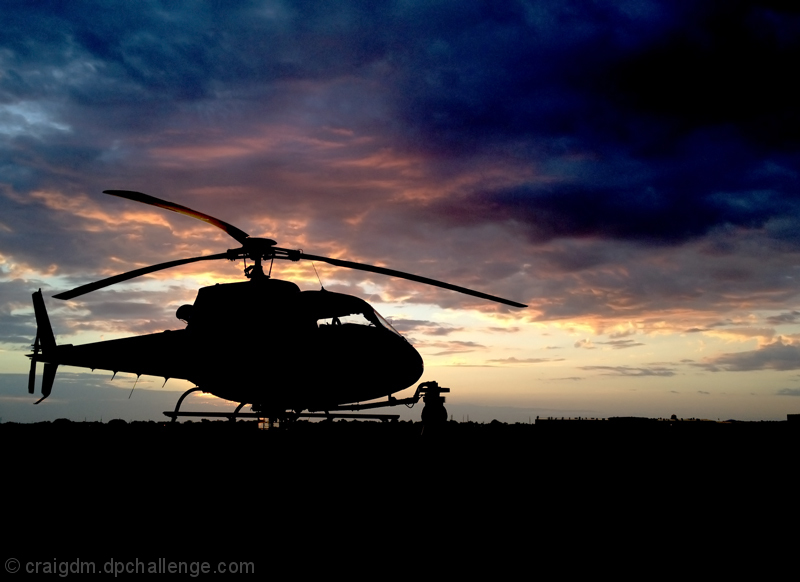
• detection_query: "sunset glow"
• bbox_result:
[3,1,800,423]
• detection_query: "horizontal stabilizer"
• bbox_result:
[34,363,58,405]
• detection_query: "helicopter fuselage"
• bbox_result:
[35,279,424,413]
[29,189,524,413]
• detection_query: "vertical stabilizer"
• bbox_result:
[32,290,56,354]
[30,290,58,403]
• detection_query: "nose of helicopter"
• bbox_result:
[388,335,424,391]
[338,327,424,402]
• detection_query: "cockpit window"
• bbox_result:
[318,313,373,327]
[370,309,402,337]
[317,308,402,337]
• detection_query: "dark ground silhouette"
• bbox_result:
[5,416,793,566]
[5,415,796,469]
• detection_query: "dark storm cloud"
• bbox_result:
[406,1,800,245]
[429,178,800,245]
[606,2,800,152]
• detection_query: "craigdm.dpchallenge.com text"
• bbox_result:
[6,558,255,577]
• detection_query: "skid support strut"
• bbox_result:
[164,387,252,422]
[167,387,203,422]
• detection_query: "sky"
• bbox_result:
[3,0,800,423]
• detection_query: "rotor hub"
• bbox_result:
[243,237,277,255]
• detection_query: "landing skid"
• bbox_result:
[164,381,449,429]
[163,410,400,422]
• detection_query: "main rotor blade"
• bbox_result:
[299,253,527,308]
[53,253,229,300]
[103,190,250,244]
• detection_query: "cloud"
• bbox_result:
[608,327,638,339]
[6,1,800,428]
[486,357,565,365]
[415,340,486,356]
[6,2,800,247]
[403,2,800,249]
[698,338,800,372]
[598,339,646,350]
[0,279,41,345]
[703,327,776,344]
[3,1,800,341]
[485,326,521,334]
[390,319,462,336]
[766,311,800,325]
[777,388,800,396]
[579,365,676,377]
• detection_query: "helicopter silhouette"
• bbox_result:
[28,190,526,423]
